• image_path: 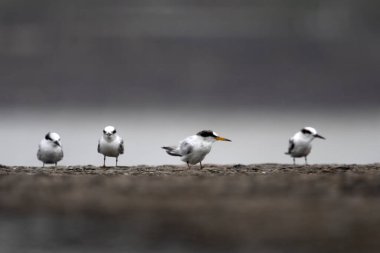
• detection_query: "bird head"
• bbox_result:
[196,130,231,143]
[45,132,62,147]
[300,127,325,141]
[103,126,117,138]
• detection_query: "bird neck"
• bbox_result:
[104,135,116,142]
[201,137,216,145]
[296,132,314,143]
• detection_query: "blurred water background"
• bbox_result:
[1,107,379,166]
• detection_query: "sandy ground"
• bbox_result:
[0,164,380,253]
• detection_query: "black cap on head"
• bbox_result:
[197,130,217,138]
[301,128,312,135]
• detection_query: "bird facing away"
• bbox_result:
[285,127,325,165]
[162,130,231,169]
[98,126,124,167]
[37,132,63,167]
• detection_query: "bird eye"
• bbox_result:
[112,130,116,134]
[103,130,106,134]
[45,133,52,141]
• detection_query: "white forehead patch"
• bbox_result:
[49,132,60,141]
[304,127,317,135]
[104,126,115,133]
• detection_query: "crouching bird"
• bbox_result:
[162,130,231,169]
[37,132,63,167]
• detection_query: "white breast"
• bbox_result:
[290,133,313,158]
[37,140,63,164]
[98,135,123,157]
[181,135,212,164]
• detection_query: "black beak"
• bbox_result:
[54,141,61,146]
[315,134,326,140]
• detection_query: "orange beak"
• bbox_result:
[215,136,231,142]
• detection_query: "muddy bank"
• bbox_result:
[1,163,380,176]
[0,164,380,253]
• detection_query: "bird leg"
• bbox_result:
[55,162,57,166]
[187,162,190,169]
[103,156,106,167]
[43,163,45,168]
[116,157,118,167]
[200,162,203,170]
[305,156,308,165]
[293,158,296,166]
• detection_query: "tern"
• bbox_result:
[37,132,63,167]
[162,130,231,169]
[98,126,124,167]
[285,127,325,165]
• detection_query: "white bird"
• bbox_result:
[285,127,326,165]
[37,132,63,167]
[98,126,124,167]
[162,130,231,169]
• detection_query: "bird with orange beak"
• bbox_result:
[162,130,231,169]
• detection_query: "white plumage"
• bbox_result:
[37,132,63,167]
[162,130,231,169]
[285,127,325,165]
[98,126,124,167]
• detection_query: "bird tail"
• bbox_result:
[162,146,182,157]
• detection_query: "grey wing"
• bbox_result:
[179,141,193,156]
[37,145,42,160]
[162,146,181,156]
[119,140,124,154]
[287,138,295,154]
